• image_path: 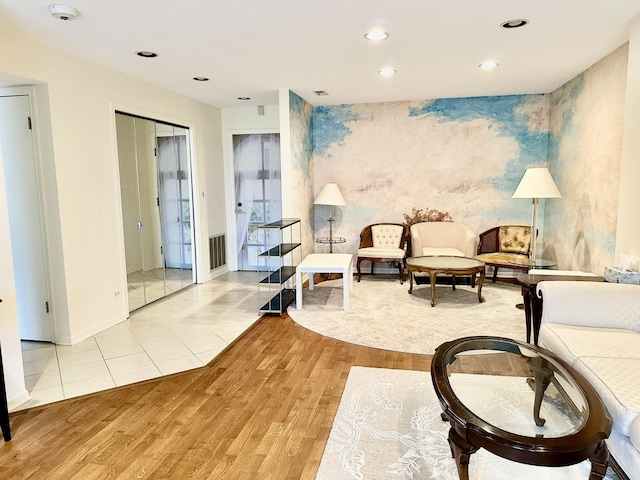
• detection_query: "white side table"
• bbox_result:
[295,253,353,310]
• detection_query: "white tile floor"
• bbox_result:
[16,271,261,411]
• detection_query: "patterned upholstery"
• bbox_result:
[357,223,409,283]
[474,225,531,281]
[538,281,640,477]
[498,225,531,254]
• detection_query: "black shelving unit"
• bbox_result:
[258,219,301,315]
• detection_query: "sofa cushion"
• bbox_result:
[538,282,640,332]
[474,251,528,266]
[571,356,640,437]
[540,323,640,364]
[357,247,405,259]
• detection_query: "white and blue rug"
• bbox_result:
[288,277,526,354]
[316,366,619,480]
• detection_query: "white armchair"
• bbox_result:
[409,221,476,258]
[356,223,409,283]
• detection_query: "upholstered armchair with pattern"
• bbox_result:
[357,223,409,284]
[474,225,532,282]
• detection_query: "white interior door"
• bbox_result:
[0,95,51,341]
[233,133,281,271]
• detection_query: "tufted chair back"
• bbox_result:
[371,224,405,249]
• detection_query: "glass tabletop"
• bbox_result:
[508,258,558,268]
[437,337,588,439]
[407,255,484,270]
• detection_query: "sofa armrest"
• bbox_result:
[538,281,640,332]
[459,228,476,257]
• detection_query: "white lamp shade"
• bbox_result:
[314,182,346,206]
[512,167,561,199]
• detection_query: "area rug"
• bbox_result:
[288,277,526,354]
[316,366,619,480]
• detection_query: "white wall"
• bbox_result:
[616,15,640,271]
[221,105,280,271]
[0,26,223,353]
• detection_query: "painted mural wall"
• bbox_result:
[288,91,315,257]
[545,44,628,274]
[312,95,550,256]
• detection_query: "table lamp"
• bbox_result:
[314,182,346,253]
[512,166,561,265]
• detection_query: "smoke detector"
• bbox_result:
[48,4,79,21]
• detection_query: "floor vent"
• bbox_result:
[209,234,226,270]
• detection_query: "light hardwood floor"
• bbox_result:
[2,312,431,479]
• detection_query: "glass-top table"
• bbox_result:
[431,336,611,479]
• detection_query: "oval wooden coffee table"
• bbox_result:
[431,336,612,480]
[406,256,485,307]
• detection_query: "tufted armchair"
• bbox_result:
[474,225,532,282]
[357,223,409,284]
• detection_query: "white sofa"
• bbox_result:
[409,221,476,258]
[538,281,640,480]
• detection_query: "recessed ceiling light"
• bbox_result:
[365,30,389,41]
[378,67,397,77]
[136,51,158,58]
[501,19,528,29]
[479,61,499,70]
[237,97,251,101]
[193,77,210,82]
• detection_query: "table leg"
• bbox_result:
[527,356,553,427]
[429,271,437,307]
[295,270,303,310]
[308,271,315,291]
[477,269,485,303]
[531,292,543,346]
[343,268,349,311]
[522,286,533,343]
[408,270,414,294]
[447,427,477,480]
[588,440,609,480]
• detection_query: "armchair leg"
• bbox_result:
[356,258,363,282]
[398,262,404,285]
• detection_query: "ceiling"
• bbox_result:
[1,1,640,108]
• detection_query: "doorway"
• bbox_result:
[0,94,52,341]
[233,133,281,271]
[115,113,195,311]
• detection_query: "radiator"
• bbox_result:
[209,234,226,270]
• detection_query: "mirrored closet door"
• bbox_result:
[115,112,194,311]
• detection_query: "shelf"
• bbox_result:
[259,218,301,229]
[259,243,301,257]
[259,266,296,285]
[316,236,346,244]
[259,289,296,314]
[257,218,301,315]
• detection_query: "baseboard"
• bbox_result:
[7,389,31,412]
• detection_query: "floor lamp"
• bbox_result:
[512,167,561,265]
[314,182,346,253]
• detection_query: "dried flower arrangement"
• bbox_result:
[402,207,453,228]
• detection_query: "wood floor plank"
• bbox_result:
[2,313,432,479]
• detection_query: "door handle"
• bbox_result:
[236,208,245,214]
